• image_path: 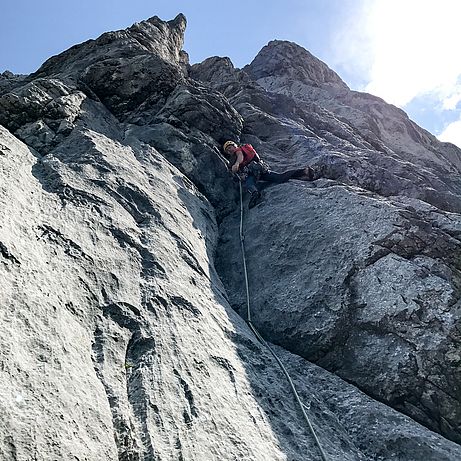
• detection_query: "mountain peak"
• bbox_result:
[33,14,187,79]
[245,39,348,89]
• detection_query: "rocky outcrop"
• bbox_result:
[1,13,461,461]
[244,41,461,176]
[195,40,461,445]
[217,182,461,443]
[32,14,188,79]
[0,70,26,95]
[244,40,349,90]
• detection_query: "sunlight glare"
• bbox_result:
[364,0,461,107]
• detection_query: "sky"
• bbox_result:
[1,0,461,148]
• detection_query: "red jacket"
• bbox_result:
[236,144,260,169]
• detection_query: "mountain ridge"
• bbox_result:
[1,14,460,461]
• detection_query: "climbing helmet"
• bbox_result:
[223,140,237,152]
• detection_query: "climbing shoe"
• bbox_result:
[248,190,263,209]
[292,167,319,180]
[291,168,306,178]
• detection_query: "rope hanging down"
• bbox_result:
[238,180,329,461]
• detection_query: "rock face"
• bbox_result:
[207,42,461,446]
[1,14,461,461]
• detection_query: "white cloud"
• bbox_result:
[438,119,461,148]
[334,0,461,108]
[442,87,461,111]
[330,2,375,80]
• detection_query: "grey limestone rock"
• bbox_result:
[0,71,26,95]
[1,12,461,461]
[244,40,349,90]
[217,182,461,443]
[32,14,187,80]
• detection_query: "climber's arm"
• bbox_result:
[231,150,244,173]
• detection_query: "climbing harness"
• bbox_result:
[238,179,329,461]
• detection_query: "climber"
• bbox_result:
[223,140,314,208]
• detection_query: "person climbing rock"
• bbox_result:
[223,140,316,208]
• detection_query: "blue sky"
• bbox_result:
[2,0,461,147]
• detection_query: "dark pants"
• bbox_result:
[244,168,304,194]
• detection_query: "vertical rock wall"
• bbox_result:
[1,13,461,461]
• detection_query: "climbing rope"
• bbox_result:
[238,180,329,461]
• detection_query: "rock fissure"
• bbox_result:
[0,241,20,265]
[92,325,143,461]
